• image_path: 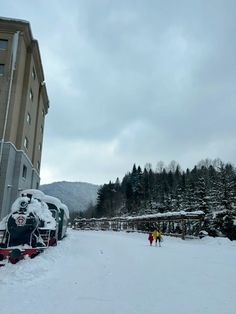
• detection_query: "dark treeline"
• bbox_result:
[78,158,236,239]
[83,158,236,219]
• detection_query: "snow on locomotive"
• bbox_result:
[0,189,69,264]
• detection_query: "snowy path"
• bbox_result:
[0,230,236,314]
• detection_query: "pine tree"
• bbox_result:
[195,176,209,213]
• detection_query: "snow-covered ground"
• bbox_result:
[1,230,236,314]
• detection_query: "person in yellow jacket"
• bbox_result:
[152,228,162,247]
[152,228,158,246]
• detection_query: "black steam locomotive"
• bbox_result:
[0,189,69,265]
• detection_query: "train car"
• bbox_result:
[58,203,69,240]
[42,195,69,241]
[0,189,69,265]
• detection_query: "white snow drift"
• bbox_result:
[0,230,236,314]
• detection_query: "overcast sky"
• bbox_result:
[1,0,236,185]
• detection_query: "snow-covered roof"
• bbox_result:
[43,195,62,210]
[74,210,205,223]
[0,16,29,24]
[126,210,205,220]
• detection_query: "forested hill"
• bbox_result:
[93,159,236,238]
[40,181,99,214]
[95,159,236,217]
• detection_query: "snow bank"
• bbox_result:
[1,230,236,314]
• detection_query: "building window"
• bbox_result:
[0,39,8,50]
[42,109,45,117]
[29,89,33,101]
[26,113,31,124]
[0,64,4,76]
[22,165,27,179]
[38,143,41,151]
[36,182,39,189]
[32,67,36,80]
[37,161,40,171]
[24,137,29,149]
[41,125,44,134]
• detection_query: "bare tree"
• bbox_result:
[167,160,180,173]
[156,161,165,173]
[144,162,152,172]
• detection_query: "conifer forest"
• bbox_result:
[83,159,236,240]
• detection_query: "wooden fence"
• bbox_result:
[73,211,205,240]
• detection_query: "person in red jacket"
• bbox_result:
[148,232,154,246]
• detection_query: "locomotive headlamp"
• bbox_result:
[20,201,28,209]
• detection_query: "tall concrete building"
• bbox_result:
[0,17,49,218]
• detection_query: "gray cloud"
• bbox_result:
[1,0,236,184]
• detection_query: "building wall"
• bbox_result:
[0,142,39,218]
[0,18,48,218]
[0,143,16,218]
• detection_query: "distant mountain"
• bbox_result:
[39,181,100,213]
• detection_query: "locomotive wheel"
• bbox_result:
[9,249,23,264]
[30,251,40,259]
[49,238,57,246]
[0,253,5,261]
